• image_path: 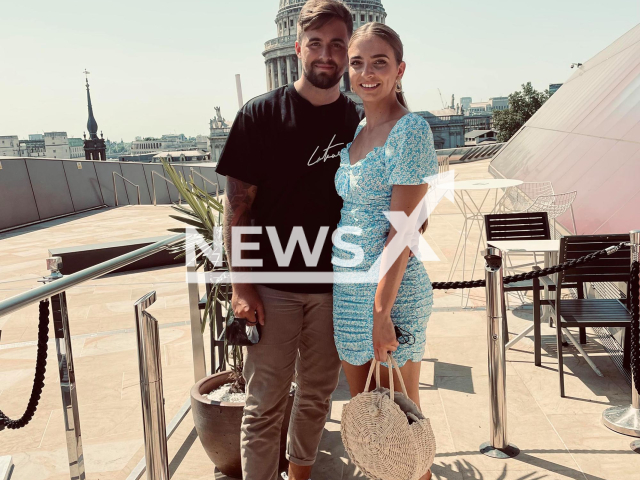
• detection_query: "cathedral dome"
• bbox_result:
[275,0,386,33]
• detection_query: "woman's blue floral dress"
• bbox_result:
[332,113,438,367]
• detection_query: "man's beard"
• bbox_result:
[304,61,343,89]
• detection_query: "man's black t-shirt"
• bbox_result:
[216,84,363,293]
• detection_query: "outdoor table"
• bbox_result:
[487,239,603,377]
[437,178,523,306]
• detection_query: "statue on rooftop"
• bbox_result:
[212,106,229,128]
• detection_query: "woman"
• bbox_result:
[332,22,436,480]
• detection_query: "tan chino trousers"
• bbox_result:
[241,285,342,480]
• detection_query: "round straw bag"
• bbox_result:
[341,355,436,480]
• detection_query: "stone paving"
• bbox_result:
[1,160,638,480]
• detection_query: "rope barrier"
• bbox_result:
[630,261,640,393]
[430,240,640,394]
[0,299,50,431]
[431,241,629,290]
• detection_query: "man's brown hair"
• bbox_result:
[297,0,353,43]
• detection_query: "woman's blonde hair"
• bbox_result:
[349,23,408,109]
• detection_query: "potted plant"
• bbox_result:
[162,161,293,478]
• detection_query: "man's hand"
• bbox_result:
[232,283,265,326]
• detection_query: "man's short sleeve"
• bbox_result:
[215,110,262,186]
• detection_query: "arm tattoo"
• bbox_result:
[223,176,258,272]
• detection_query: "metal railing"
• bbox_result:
[190,168,219,200]
[0,234,184,480]
[151,171,181,206]
[113,172,141,206]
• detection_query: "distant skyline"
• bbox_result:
[1,1,638,141]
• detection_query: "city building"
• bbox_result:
[209,106,231,162]
[83,73,106,160]
[466,96,509,115]
[68,137,85,158]
[19,139,46,157]
[460,96,472,113]
[118,153,157,162]
[413,111,496,149]
[263,0,387,103]
[464,129,497,145]
[465,114,494,132]
[131,138,165,155]
[414,111,465,150]
[549,83,563,95]
[44,132,71,159]
[131,134,197,156]
[0,135,19,156]
[131,138,164,155]
[28,133,43,141]
[152,150,211,163]
[196,135,210,152]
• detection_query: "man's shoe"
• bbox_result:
[281,473,312,480]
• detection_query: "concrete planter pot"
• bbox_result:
[190,371,294,478]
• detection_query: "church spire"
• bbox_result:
[84,69,99,140]
[82,70,106,161]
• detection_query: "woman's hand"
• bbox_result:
[373,312,399,362]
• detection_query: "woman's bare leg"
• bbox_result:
[341,360,373,397]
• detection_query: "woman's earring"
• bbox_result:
[395,81,403,93]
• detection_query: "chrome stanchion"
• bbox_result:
[134,292,169,480]
[186,263,206,383]
[44,257,87,480]
[480,247,519,459]
[602,230,640,451]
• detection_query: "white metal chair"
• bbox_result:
[498,182,556,289]
[437,156,450,174]
[524,191,578,238]
[502,181,554,212]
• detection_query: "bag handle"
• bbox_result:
[363,354,409,402]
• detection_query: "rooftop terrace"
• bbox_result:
[1,158,638,480]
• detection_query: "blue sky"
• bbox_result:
[0,0,638,141]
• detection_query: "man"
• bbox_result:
[215,1,363,479]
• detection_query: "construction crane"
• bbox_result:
[437,88,447,109]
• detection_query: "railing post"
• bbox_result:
[602,229,640,451]
[46,257,86,480]
[134,292,169,479]
[186,264,207,383]
[113,172,119,206]
[152,173,157,206]
[480,247,519,459]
